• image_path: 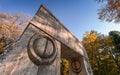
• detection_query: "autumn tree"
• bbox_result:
[82,30,119,75]
[97,0,120,22]
[0,12,30,54]
[61,58,69,75]
[82,30,101,75]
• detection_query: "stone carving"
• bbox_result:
[27,33,57,66]
[70,58,83,73]
[0,4,93,75]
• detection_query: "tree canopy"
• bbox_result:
[97,0,120,23]
[82,30,120,75]
[0,12,30,54]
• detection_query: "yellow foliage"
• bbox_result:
[82,30,120,75]
[83,31,98,43]
[61,58,69,75]
[104,55,110,59]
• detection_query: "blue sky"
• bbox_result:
[0,0,120,41]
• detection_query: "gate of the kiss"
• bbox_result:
[23,5,93,75]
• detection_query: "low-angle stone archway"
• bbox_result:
[0,5,93,75]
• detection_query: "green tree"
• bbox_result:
[109,30,120,73]
[109,30,120,53]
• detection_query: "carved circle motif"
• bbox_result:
[27,33,57,66]
[70,58,83,73]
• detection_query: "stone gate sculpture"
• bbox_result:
[0,5,93,75]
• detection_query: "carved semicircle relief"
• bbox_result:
[70,57,83,73]
[27,33,57,66]
[23,4,93,75]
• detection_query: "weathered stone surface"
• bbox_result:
[0,24,61,75]
[0,25,38,75]
[31,5,87,59]
[0,5,93,75]
[30,5,93,75]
